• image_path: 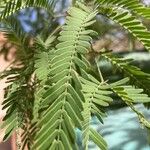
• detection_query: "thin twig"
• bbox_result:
[95,56,104,83]
[50,25,62,37]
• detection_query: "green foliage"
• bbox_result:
[81,76,112,150]
[102,53,150,96]
[97,0,150,51]
[33,3,98,149]
[97,0,150,19]
[0,0,57,20]
[0,0,150,150]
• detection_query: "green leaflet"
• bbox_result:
[52,51,73,62]
[82,20,96,27]
[38,101,64,125]
[58,141,65,150]
[56,41,76,48]
[82,77,110,149]
[76,1,92,13]
[76,46,88,54]
[93,98,109,106]
[67,94,83,121]
[66,93,83,116]
[62,25,81,31]
[81,55,91,68]
[2,100,15,110]
[71,70,82,89]
[54,46,75,54]
[67,84,83,110]
[58,35,77,41]
[3,128,15,142]
[60,130,72,150]
[3,119,16,141]
[68,7,88,19]
[44,35,56,49]
[80,30,98,36]
[36,110,61,138]
[110,77,129,87]
[50,140,57,150]
[73,57,87,70]
[66,18,84,26]
[51,69,69,83]
[49,62,70,75]
[0,112,16,129]
[51,57,72,68]
[102,53,150,96]
[34,129,58,150]
[63,111,76,141]
[90,128,107,150]
[34,121,59,148]
[113,85,150,103]
[65,102,82,128]
[91,104,106,123]
[79,35,93,41]
[87,74,101,84]
[77,41,91,49]
[61,121,76,148]
[80,77,98,87]
[35,51,49,80]
[42,84,66,106]
[94,94,113,102]
[43,77,68,96]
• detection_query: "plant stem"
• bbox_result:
[95,57,104,83]
[50,25,62,37]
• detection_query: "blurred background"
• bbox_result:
[0,0,150,149]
